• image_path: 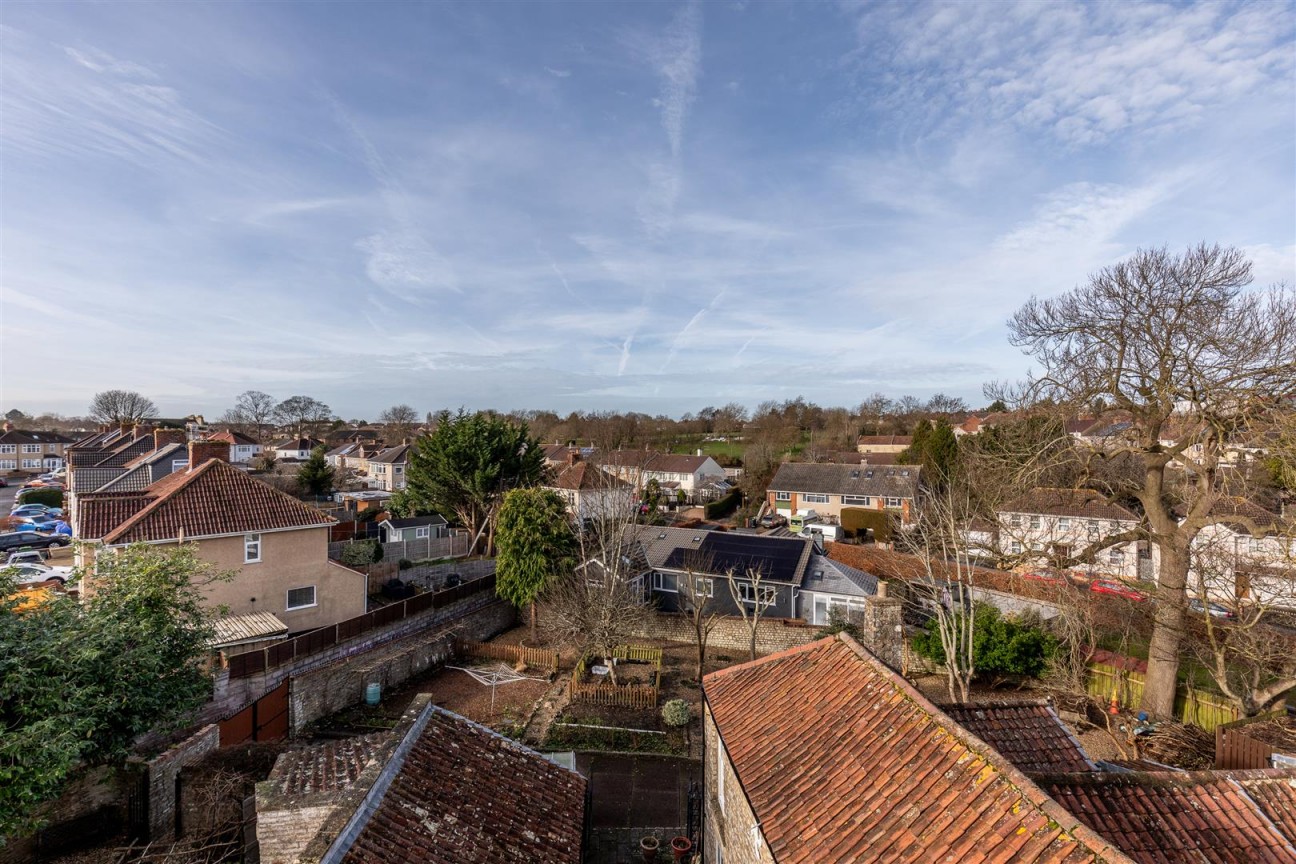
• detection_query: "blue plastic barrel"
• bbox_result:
[364,682,381,705]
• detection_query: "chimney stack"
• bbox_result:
[154,428,188,451]
[188,439,230,470]
[1,421,12,433]
[118,421,132,436]
[567,447,581,466]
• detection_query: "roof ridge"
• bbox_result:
[101,459,221,543]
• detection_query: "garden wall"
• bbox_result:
[628,613,818,656]
[0,767,126,864]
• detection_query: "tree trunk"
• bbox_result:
[529,602,538,645]
[748,629,757,662]
[1141,545,1188,718]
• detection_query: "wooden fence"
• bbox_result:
[457,639,559,674]
[1086,659,1245,732]
[1215,711,1287,769]
[225,572,497,680]
[570,649,661,709]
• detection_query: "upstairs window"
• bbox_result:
[244,533,262,563]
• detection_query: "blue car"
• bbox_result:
[10,504,64,518]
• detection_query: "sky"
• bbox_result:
[1,0,1293,421]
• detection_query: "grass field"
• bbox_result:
[666,436,746,461]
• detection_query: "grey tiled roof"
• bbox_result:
[769,462,921,498]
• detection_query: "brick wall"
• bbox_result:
[0,767,126,863]
[400,558,495,591]
[141,725,220,841]
[289,599,515,732]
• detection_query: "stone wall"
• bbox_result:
[859,591,905,671]
[289,599,515,732]
[141,725,220,841]
[399,558,496,592]
[198,585,506,729]
[627,613,819,657]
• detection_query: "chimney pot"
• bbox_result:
[154,428,188,451]
[188,439,230,469]
[876,580,888,599]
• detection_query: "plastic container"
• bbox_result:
[364,682,381,706]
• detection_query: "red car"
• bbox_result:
[1021,570,1065,583]
[1090,580,1147,601]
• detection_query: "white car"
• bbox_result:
[3,560,74,585]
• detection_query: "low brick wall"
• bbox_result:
[289,599,515,732]
[399,558,496,592]
[0,766,127,863]
[141,725,220,841]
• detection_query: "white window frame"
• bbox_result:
[1058,517,1071,530]
[651,572,678,593]
[802,493,829,504]
[21,459,40,469]
[841,495,871,506]
[1108,547,1125,564]
[1087,520,1100,538]
[774,491,791,501]
[1029,515,1042,529]
[738,582,776,607]
[1248,538,1264,554]
[244,533,262,564]
[0,459,16,470]
[415,526,430,539]
[172,459,189,471]
[885,497,903,508]
[0,445,15,454]
[21,444,40,454]
[286,585,317,610]
[1010,514,1023,528]
[1010,541,1023,554]
[692,577,714,598]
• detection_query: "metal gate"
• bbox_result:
[219,679,289,746]
[126,766,150,841]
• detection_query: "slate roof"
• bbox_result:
[546,461,629,491]
[1001,488,1140,522]
[275,437,321,451]
[1043,769,1296,864]
[366,445,409,465]
[856,435,911,447]
[384,515,447,530]
[0,429,74,445]
[940,702,1095,775]
[799,553,879,598]
[600,449,719,475]
[82,458,334,543]
[769,461,921,498]
[337,703,586,864]
[704,635,1127,864]
[630,525,814,584]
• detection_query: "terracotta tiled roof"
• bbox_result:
[940,702,1095,775]
[547,461,628,491]
[856,434,911,446]
[769,461,921,498]
[208,429,260,446]
[704,635,1128,864]
[77,493,151,539]
[1043,769,1296,864]
[86,458,333,544]
[339,704,585,864]
[1002,488,1140,522]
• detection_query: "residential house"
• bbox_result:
[995,487,1154,582]
[703,633,1296,864]
[255,694,586,864]
[629,526,879,624]
[599,449,727,501]
[543,451,635,524]
[272,437,322,461]
[75,441,366,632]
[767,461,922,527]
[64,424,190,527]
[380,514,448,543]
[0,423,75,475]
[1190,496,1295,609]
[207,429,263,464]
[855,434,910,454]
[324,441,370,471]
[365,444,411,492]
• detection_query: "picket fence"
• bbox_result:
[570,647,663,709]
[457,639,560,674]
[1086,658,1246,732]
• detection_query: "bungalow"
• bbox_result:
[767,461,922,527]
[272,437,322,461]
[543,451,635,524]
[207,429,263,464]
[75,441,367,632]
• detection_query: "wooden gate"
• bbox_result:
[219,679,290,746]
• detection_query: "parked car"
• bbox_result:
[10,504,63,518]
[759,513,788,528]
[5,549,51,565]
[1188,598,1236,619]
[0,476,7,488]
[1090,579,1148,601]
[14,514,61,531]
[21,479,63,490]
[2,561,73,585]
[0,531,71,553]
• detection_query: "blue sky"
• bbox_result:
[2,0,1293,420]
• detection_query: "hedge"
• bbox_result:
[703,490,742,519]
[840,507,892,542]
[16,488,64,509]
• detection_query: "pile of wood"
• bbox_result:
[1139,721,1215,769]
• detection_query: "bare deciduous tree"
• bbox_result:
[678,556,721,681]
[997,243,1296,717]
[379,404,420,440]
[273,395,333,434]
[725,565,775,661]
[88,390,157,425]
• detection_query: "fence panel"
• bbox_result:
[267,640,295,668]
[228,650,267,680]
[407,592,434,615]
[1087,660,1240,732]
[458,639,559,673]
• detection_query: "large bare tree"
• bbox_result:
[379,404,420,441]
[273,395,333,434]
[998,243,1295,717]
[724,566,775,661]
[677,556,721,681]
[88,390,157,425]
[220,390,276,440]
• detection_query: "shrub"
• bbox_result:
[661,699,691,728]
[911,603,1057,681]
[16,488,63,509]
[815,606,862,640]
[703,490,742,519]
[398,558,413,570]
[340,540,381,567]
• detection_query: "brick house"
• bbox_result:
[599,449,727,500]
[207,429,263,464]
[75,441,366,633]
[854,434,910,454]
[766,461,922,527]
[0,422,75,475]
[256,694,586,863]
